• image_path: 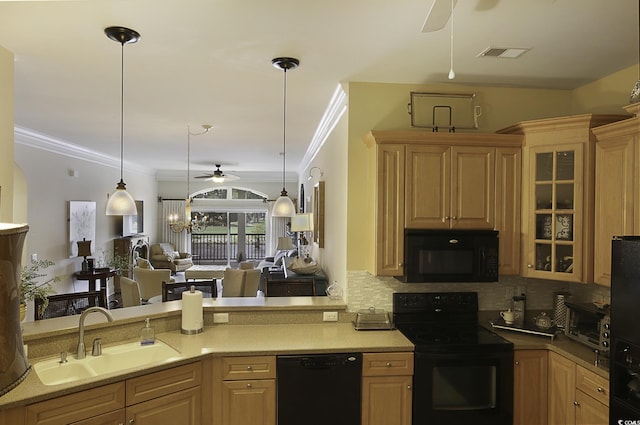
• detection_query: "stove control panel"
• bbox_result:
[394,292,478,314]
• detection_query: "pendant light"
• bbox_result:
[105,26,140,216]
[448,0,455,80]
[271,57,299,217]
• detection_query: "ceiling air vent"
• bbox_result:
[477,47,529,59]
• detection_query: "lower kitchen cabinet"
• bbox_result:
[70,410,125,425]
[25,382,126,425]
[574,390,608,425]
[513,350,548,425]
[361,352,414,425]
[215,356,276,425]
[548,351,609,425]
[24,361,204,425]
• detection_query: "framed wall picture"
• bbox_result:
[69,201,96,258]
[313,181,325,248]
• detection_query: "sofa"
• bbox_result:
[257,248,298,271]
[149,243,193,273]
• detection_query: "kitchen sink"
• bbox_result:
[34,340,181,386]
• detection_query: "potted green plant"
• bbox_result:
[20,259,60,320]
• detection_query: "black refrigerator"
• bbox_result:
[610,236,640,424]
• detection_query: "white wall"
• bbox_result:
[14,142,158,303]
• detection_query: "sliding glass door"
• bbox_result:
[191,211,266,266]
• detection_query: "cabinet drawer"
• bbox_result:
[576,365,609,407]
[362,352,414,377]
[222,356,276,380]
[126,361,202,406]
[26,382,125,425]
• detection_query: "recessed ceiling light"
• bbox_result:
[477,47,530,59]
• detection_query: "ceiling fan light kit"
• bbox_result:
[271,57,299,218]
[105,26,140,216]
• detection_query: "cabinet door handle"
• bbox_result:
[386,362,392,367]
[514,361,520,366]
[444,216,450,221]
[247,383,253,388]
[452,216,457,220]
[597,387,604,393]
[407,385,412,390]
[573,401,580,406]
[129,419,135,424]
[247,365,253,371]
[527,264,533,268]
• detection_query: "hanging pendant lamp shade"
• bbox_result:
[271,57,299,218]
[105,26,140,216]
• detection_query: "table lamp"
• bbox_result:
[291,213,313,258]
[276,236,295,251]
[77,238,92,273]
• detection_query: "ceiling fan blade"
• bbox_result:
[422,0,458,32]
[194,174,214,179]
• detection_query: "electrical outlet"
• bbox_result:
[31,253,37,263]
[323,311,338,322]
[213,313,229,323]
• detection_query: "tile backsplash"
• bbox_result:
[346,271,610,313]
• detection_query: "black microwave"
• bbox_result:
[401,229,499,283]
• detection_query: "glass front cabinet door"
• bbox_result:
[529,145,582,281]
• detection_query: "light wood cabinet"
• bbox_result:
[70,410,125,425]
[548,351,577,425]
[593,104,640,286]
[25,382,126,425]
[362,352,414,425]
[374,144,405,276]
[215,356,276,425]
[406,145,495,229]
[499,114,628,283]
[547,351,609,425]
[25,361,203,425]
[574,390,608,425]
[365,131,522,277]
[513,350,548,425]
[125,362,202,425]
[496,147,523,275]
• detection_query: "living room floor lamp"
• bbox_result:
[271,57,299,217]
[105,26,140,216]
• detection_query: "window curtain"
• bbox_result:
[266,201,290,256]
[161,200,189,253]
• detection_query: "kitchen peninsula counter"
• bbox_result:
[0,321,413,409]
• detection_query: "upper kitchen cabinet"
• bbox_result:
[592,103,640,287]
[499,114,629,283]
[405,145,495,229]
[365,131,522,277]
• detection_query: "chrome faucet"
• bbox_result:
[77,307,113,359]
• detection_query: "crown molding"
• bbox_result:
[14,126,154,176]
[298,83,347,172]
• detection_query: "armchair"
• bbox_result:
[133,267,172,301]
[149,243,193,272]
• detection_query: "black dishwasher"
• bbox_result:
[277,353,362,425]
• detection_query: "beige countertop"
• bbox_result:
[1,302,610,411]
[0,322,413,409]
[489,327,610,379]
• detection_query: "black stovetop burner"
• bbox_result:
[393,292,513,352]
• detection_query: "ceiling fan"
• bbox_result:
[194,164,240,183]
[421,0,499,32]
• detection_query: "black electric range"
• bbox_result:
[393,292,514,425]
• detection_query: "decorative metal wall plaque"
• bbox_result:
[408,92,481,131]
